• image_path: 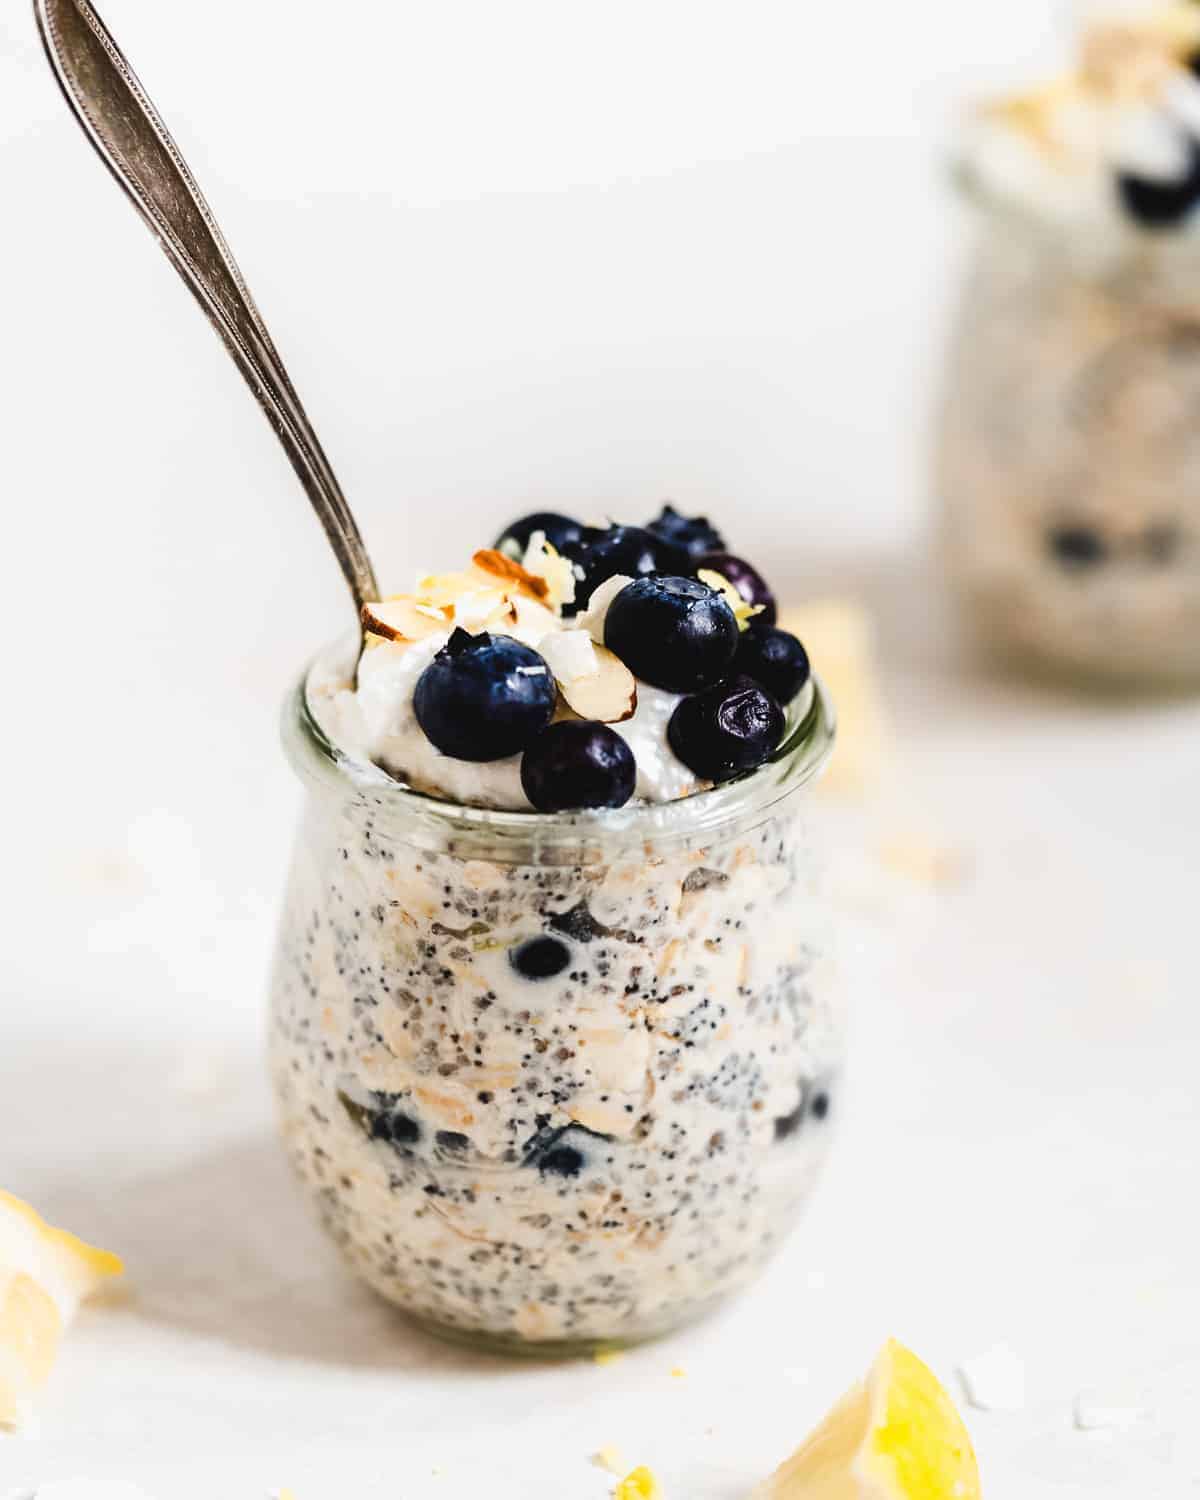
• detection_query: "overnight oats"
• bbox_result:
[938,2,1200,685]
[269,507,840,1352]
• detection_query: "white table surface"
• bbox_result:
[2,555,1198,1500]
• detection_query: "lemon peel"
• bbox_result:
[0,1190,123,1428]
[616,1466,662,1500]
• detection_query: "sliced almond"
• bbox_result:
[471,548,552,603]
[555,642,637,723]
[449,586,515,631]
[506,593,560,647]
[361,596,450,642]
[415,570,487,608]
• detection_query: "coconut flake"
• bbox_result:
[1073,1387,1152,1433]
[957,1344,1026,1412]
[521,530,576,610]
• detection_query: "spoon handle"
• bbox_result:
[35,0,380,614]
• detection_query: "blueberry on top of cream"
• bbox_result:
[414,629,556,761]
[604,576,739,694]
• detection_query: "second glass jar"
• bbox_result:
[937,205,1200,686]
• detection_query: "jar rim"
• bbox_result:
[283,653,836,856]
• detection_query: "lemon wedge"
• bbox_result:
[616,1468,662,1500]
[753,1339,981,1500]
[0,1189,123,1427]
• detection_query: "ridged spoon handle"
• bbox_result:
[34,0,380,615]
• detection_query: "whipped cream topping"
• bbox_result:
[309,628,706,809]
[958,3,1200,236]
[305,515,815,811]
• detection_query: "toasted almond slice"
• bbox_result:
[449,586,514,630]
[506,594,560,647]
[415,570,484,608]
[482,598,520,631]
[556,642,637,723]
[361,596,450,642]
[471,549,551,603]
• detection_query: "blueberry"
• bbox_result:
[572,524,688,609]
[494,510,587,559]
[733,624,810,705]
[435,1130,470,1153]
[414,629,556,761]
[773,1080,832,1141]
[521,721,636,812]
[698,552,777,625]
[604,576,738,692]
[539,1145,585,1177]
[509,935,571,980]
[1142,520,1182,566]
[339,1090,422,1150]
[667,674,785,782]
[1117,135,1200,228]
[385,1111,421,1146]
[522,1121,610,1177]
[1047,523,1107,570]
[773,1096,805,1141]
[646,503,726,561]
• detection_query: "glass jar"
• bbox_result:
[936,201,1200,686]
[268,665,840,1354]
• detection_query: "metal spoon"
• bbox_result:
[34,0,380,619]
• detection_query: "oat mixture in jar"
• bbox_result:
[268,505,841,1351]
[939,2,1200,684]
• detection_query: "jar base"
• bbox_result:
[965,621,1200,696]
[396,1297,728,1361]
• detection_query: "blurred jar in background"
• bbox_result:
[937,2,1200,686]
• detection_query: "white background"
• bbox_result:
[0,0,1069,1023]
[3,3,1199,1499]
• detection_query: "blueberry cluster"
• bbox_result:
[413,506,812,810]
